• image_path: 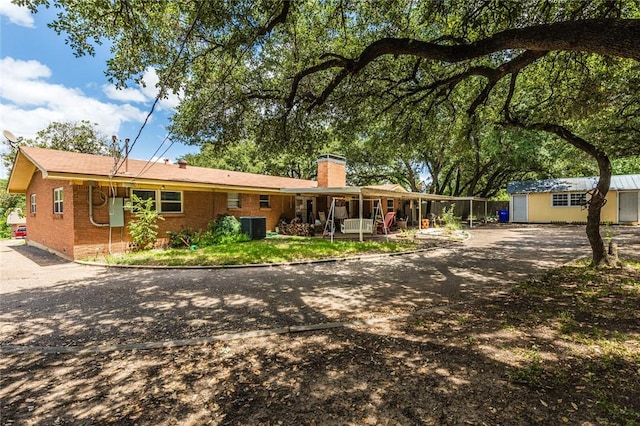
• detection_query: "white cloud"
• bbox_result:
[102,85,148,103]
[0,57,147,141]
[0,0,34,27]
[102,67,182,109]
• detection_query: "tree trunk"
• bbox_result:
[585,151,619,267]
[585,184,608,265]
[505,121,619,267]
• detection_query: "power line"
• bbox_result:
[112,1,206,176]
[135,133,175,178]
[120,3,283,178]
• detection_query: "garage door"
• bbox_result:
[512,194,528,222]
[619,191,639,222]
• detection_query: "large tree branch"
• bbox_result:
[288,18,639,110]
[256,0,291,36]
[353,19,639,65]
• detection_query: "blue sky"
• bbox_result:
[0,0,199,178]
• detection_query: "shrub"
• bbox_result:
[204,214,250,245]
[441,204,462,233]
[167,227,199,248]
[128,194,164,250]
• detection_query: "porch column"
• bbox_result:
[418,196,422,230]
[470,199,474,228]
[358,192,364,242]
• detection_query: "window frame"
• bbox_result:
[132,189,183,213]
[259,194,271,209]
[386,199,395,212]
[551,193,569,207]
[570,193,587,207]
[132,189,157,211]
[30,193,36,214]
[552,192,586,208]
[159,190,183,213]
[227,192,241,209]
[53,187,63,214]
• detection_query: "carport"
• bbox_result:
[281,186,488,242]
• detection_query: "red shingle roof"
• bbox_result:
[18,146,318,190]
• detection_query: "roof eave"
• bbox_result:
[7,149,42,193]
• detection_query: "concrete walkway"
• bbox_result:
[1,226,639,353]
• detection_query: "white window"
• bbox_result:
[570,193,586,207]
[552,194,568,207]
[259,195,270,208]
[553,193,585,207]
[160,191,182,213]
[53,188,63,213]
[227,193,241,209]
[386,199,394,212]
[30,193,36,214]
[132,189,183,213]
[132,189,157,211]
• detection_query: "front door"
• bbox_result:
[512,194,528,222]
[619,191,639,222]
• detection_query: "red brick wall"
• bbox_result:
[25,172,75,258]
[27,179,298,259]
[214,192,296,230]
[73,187,217,258]
[35,182,294,259]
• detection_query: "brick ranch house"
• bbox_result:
[7,146,484,259]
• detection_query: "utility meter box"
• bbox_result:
[109,198,125,227]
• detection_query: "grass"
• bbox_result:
[99,237,421,266]
[501,261,640,423]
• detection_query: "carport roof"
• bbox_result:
[506,174,640,194]
[280,186,487,202]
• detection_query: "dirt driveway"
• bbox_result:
[1,225,638,350]
[1,225,639,425]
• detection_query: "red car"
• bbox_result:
[14,226,27,238]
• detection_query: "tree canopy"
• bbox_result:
[2,120,112,169]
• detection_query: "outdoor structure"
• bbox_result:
[6,208,26,237]
[506,174,640,224]
[7,147,487,259]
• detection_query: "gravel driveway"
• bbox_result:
[1,225,639,351]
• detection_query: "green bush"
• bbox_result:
[128,194,164,250]
[441,204,462,233]
[0,215,11,239]
[204,215,250,245]
[167,227,199,248]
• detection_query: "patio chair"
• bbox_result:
[318,211,327,226]
[378,211,396,234]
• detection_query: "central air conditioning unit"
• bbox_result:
[240,217,267,240]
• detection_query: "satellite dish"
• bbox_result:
[3,130,18,143]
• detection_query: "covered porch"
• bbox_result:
[280,186,489,242]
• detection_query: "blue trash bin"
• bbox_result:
[498,210,509,223]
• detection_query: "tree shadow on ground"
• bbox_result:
[0,227,599,349]
[1,226,639,424]
[9,243,69,266]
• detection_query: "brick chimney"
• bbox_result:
[316,154,346,187]
[178,159,187,169]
